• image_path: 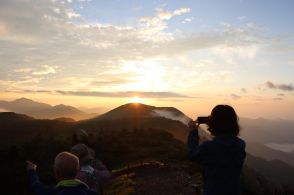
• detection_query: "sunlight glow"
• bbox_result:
[130,96,143,103]
[120,60,168,91]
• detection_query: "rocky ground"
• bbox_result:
[105,161,203,195]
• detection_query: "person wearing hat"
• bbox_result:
[70,144,112,193]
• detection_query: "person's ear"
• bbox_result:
[54,168,61,181]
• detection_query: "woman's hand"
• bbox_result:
[188,120,198,130]
[26,160,37,171]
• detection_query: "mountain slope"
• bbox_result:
[246,142,294,167]
[0,98,51,113]
[246,153,294,186]
[0,112,34,124]
[93,103,156,120]
[92,103,190,123]
[38,104,85,118]
[240,117,294,144]
[80,103,191,142]
[0,112,75,142]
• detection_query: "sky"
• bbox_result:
[0,0,294,119]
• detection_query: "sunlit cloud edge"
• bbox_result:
[5,89,193,99]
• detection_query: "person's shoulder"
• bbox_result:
[236,136,246,146]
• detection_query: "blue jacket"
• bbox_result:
[188,129,246,195]
[28,170,99,195]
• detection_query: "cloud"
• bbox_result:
[0,1,271,66]
[32,65,57,75]
[173,8,191,15]
[65,9,80,18]
[138,7,190,42]
[0,78,40,91]
[273,97,283,101]
[6,89,191,99]
[12,65,57,76]
[238,16,247,22]
[241,88,247,93]
[164,69,235,89]
[90,78,137,86]
[182,17,193,24]
[0,0,79,44]
[14,68,32,73]
[214,45,258,59]
[55,90,190,98]
[19,89,52,94]
[0,80,14,87]
[0,0,292,96]
[231,94,241,100]
[156,9,173,20]
[265,81,294,91]
[0,0,289,59]
[265,81,275,88]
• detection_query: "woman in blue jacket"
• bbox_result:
[188,105,246,195]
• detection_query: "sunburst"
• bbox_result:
[130,96,143,103]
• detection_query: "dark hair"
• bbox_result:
[208,105,240,136]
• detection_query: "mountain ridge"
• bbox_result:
[1,101,294,189]
[246,142,294,167]
[90,103,191,127]
[0,98,96,120]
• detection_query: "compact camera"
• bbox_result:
[196,116,209,124]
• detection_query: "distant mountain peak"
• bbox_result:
[118,102,154,108]
[4,97,51,111]
[91,102,189,124]
[54,104,68,108]
[11,97,51,107]
[0,98,91,120]
[52,104,85,114]
[13,97,34,103]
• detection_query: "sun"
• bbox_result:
[130,96,143,103]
